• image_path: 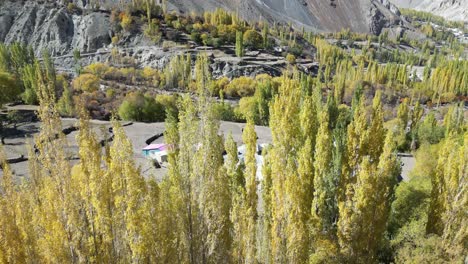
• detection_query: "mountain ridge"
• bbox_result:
[0,0,405,58]
[390,0,468,22]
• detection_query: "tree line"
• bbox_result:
[0,54,466,263]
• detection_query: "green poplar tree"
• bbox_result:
[236,30,244,58]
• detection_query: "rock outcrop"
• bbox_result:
[0,1,112,56]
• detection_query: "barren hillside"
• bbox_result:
[391,0,468,22]
[168,0,403,34]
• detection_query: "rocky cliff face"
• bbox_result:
[0,1,112,56]
[390,0,468,22]
[169,0,403,34]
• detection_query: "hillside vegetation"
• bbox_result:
[0,1,466,263]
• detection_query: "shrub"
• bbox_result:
[142,67,162,87]
[120,12,133,32]
[288,44,303,57]
[57,86,75,117]
[417,112,445,145]
[106,88,116,98]
[67,3,79,13]
[0,71,20,106]
[156,94,179,117]
[166,30,180,42]
[243,29,263,49]
[162,41,176,51]
[118,92,165,122]
[238,96,259,122]
[224,76,257,97]
[201,33,212,46]
[84,63,109,78]
[164,12,178,24]
[112,36,119,45]
[212,102,244,122]
[212,38,223,48]
[72,73,100,92]
[211,77,230,96]
[193,23,204,32]
[190,32,202,44]
[144,23,162,43]
[286,53,296,64]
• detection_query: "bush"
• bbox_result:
[211,77,230,96]
[72,74,100,92]
[224,76,257,97]
[142,67,163,87]
[417,113,445,145]
[112,36,119,45]
[212,38,223,48]
[118,92,165,122]
[190,32,202,44]
[120,12,133,32]
[243,29,263,49]
[156,94,179,117]
[288,44,303,57]
[0,71,21,106]
[67,3,80,13]
[286,53,296,64]
[201,34,213,46]
[165,30,180,42]
[84,63,109,78]
[212,102,244,122]
[144,23,162,43]
[106,88,116,98]
[57,86,75,117]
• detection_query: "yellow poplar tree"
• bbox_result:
[242,120,258,264]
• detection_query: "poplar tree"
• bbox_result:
[0,147,27,263]
[194,57,231,261]
[269,75,310,263]
[31,54,80,262]
[338,132,399,262]
[426,132,466,237]
[310,109,335,239]
[262,23,269,49]
[110,122,149,262]
[258,149,273,264]
[242,120,258,264]
[72,106,110,262]
[236,30,244,58]
[172,95,201,263]
[368,91,385,161]
[440,133,467,257]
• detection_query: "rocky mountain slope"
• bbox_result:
[0,0,405,57]
[0,1,112,56]
[390,0,468,22]
[169,0,402,34]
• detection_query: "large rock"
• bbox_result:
[0,1,112,56]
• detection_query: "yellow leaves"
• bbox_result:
[224,76,257,97]
[120,12,133,32]
[84,62,109,78]
[72,73,100,93]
